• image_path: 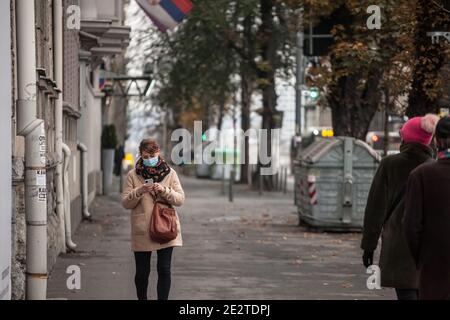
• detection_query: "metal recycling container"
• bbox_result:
[294,137,381,231]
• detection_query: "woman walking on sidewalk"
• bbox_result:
[361,114,439,300]
[122,138,185,300]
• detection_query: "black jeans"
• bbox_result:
[395,288,419,300]
[134,247,173,300]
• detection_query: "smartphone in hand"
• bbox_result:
[144,178,154,186]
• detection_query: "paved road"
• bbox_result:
[47,174,395,300]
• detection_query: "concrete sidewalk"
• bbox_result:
[47,174,395,300]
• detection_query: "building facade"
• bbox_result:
[0,0,13,301]
[79,0,130,202]
[6,0,130,300]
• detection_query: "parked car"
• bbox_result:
[366,131,401,156]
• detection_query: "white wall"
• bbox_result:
[85,78,102,174]
[81,0,122,21]
[96,0,115,19]
[0,0,12,301]
[78,61,102,175]
[80,0,98,19]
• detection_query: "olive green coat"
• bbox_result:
[121,168,185,252]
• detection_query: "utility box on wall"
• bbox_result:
[0,0,12,300]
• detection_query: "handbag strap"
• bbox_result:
[150,191,174,209]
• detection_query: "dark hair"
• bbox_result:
[435,116,450,151]
[139,138,160,155]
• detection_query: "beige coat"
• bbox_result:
[121,168,185,252]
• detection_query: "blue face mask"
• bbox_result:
[143,156,159,167]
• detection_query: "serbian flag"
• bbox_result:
[136,0,194,32]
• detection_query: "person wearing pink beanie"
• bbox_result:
[400,114,440,146]
[403,116,450,299]
[362,114,439,300]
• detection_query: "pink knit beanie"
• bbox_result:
[400,114,440,146]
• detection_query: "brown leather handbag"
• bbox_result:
[149,192,178,244]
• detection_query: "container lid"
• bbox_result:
[300,137,381,164]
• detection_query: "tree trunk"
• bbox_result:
[236,14,255,185]
[240,69,252,184]
[257,0,278,191]
[259,0,277,132]
[202,101,210,132]
[217,100,225,131]
[407,0,449,117]
[329,72,382,141]
[325,4,383,141]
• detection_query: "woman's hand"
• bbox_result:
[137,184,153,197]
[152,183,165,194]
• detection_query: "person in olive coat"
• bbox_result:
[403,116,450,300]
[361,114,439,300]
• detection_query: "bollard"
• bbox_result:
[283,166,288,194]
[119,171,123,193]
[229,168,234,202]
[259,171,263,196]
[274,172,279,191]
[221,166,226,195]
[278,166,282,192]
[279,168,283,191]
[248,164,253,189]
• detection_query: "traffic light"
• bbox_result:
[303,87,320,107]
[309,88,319,101]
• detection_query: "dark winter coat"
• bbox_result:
[404,159,450,300]
[361,143,434,289]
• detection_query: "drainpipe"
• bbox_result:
[53,0,66,253]
[16,0,47,300]
[62,143,78,252]
[77,142,92,220]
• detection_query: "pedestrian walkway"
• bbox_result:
[47,174,395,300]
